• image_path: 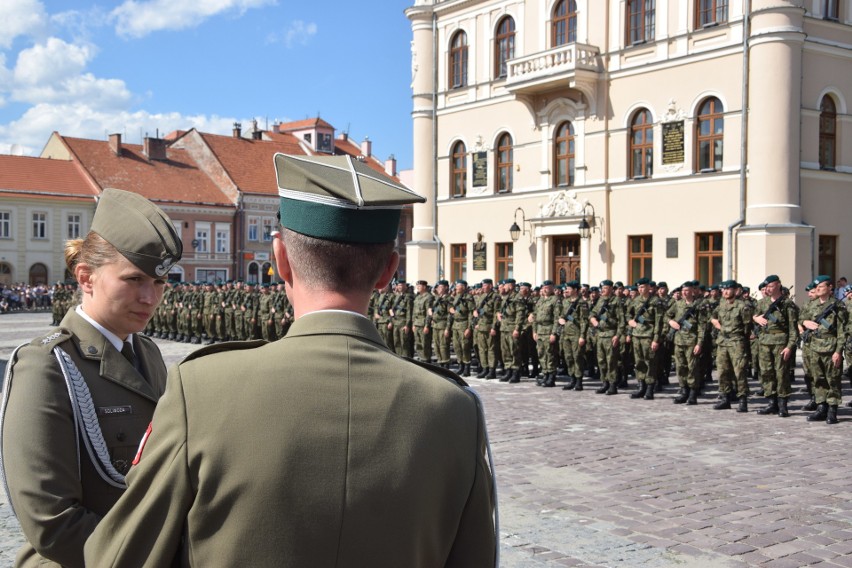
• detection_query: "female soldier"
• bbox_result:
[0,188,182,567]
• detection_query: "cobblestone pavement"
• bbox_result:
[2,311,852,567]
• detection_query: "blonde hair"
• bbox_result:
[64,232,123,274]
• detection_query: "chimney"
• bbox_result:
[384,154,397,177]
[233,122,242,138]
[143,137,167,161]
[272,122,281,134]
[250,119,261,140]
[338,132,348,142]
[360,136,372,158]
[108,133,122,156]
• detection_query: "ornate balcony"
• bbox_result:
[505,43,603,99]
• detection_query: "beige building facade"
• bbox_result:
[405,0,851,298]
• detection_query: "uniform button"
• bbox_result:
[87,346,97,354]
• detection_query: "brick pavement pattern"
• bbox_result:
[2,311,852,567]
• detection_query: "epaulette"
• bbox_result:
[180,339,268,364]
[34,329,72,349]
[406,357,469,388]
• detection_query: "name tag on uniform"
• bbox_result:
[97,405,132,416]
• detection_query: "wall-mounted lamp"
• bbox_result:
[509,207,532,243]
[578,202,597,240]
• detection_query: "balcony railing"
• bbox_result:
[505,43,602,95]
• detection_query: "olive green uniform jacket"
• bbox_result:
[1,309,167,568]
[85,310,496,568]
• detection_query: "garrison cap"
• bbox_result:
[90,188,182,278]
[274,154,425,244]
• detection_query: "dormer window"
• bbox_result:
[304,133,312,144]
[317,133,333,153]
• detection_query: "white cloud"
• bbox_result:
[111,0,276,39]
[13,38,92,85]
[285,20,317,48]
[0,0,48,49]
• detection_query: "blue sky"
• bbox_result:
[0,0,416,169]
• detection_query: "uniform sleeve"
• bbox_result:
[786,301,799,350]
[2,344,99,568]
[84,366,193,567]
[444,395,496,568]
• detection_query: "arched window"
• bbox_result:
[495,16,515,79]
[627,0,655,44]
[552,0,578,47]
[496,133,513,193]
[819,95,837,170]
[449,31,468,89]
[451,141,467,198]
[554,121,575,187]
[247,261,259,283]
[29,263,47,286]
[696,97,723,172]
[630,109,653,179]
[261,262,274,284]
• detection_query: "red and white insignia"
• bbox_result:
[133,422,153,466]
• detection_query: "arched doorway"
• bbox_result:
[552,236,581,285]
[247,261,259,284]
[0,262,12,286]
[29,263,48,285]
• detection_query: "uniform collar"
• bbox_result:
[75,305,133,354]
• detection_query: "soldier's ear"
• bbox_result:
[374,251,400,291]
[272,235,292,287]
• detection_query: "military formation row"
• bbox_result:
[369,275,851,425]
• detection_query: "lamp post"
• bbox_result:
[509,207,531,243]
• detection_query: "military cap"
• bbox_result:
[519,282,531,288]
[505,278,516,285]
[699,284,707,291]
[764,274,779,284]
[614,281,624,288]
[758,281,766,290]
[274,154,425,244]
[710,284,719,291]
[600,279,613,287]
[657,281,668,288]
[436,279,449,287]
[90,188,182,278]
[805,282,814,291]
[473,283,482,289]
[590,286,599,292]
[719,280,737,289]
[565,280,579,288]
[813,275,831,286]
[481,278,493,285]
[741,286,750,293]
[455,279,468,287]
[635,277,650,286]
[648,281,656,287]
[416,280,428,286]
[541,279,554,286]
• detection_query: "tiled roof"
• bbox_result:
[332,137,400,182]
[0,154,97,199]
[61,136,233,205]
[276,117,335,132]
[200,132,307,196]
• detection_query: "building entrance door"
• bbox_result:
[553,236,581,285]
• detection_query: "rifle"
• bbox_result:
[589,299,610,337]
[667,303,697,342]
[753,291,788,339]
[558,297,582,335]
[630,295,655,334]
[800,299,839,346]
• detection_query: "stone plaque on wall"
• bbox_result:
[472,151,488,187]
[666,238,679,259]
[472,242,487,271]
[662,121,685,165]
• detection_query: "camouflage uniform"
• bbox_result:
[589,292,626,394]
[712,293,754,410]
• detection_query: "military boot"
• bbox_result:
[595,382,609,394]
[807,402,828,422]
[644,384,655,400]
[488,367,497,380]
[827,405,839,424]
[606,381,618,395]
[757,396,779,415]
[630,382,647,399]
[499,369,511,382]
[713,394,731,410]
[461,364,471,377]
[802,396,818,412]
[736,396,748,413]
[476,367,488,379]
[686,388,698,405]
[543,373,556,387]
[508,368,521,383]
[574,376,583,391]
[778,397,789,417]
[562,376,577,391]
[673,388,689,404]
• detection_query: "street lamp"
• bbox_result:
[578,203,596,240]
[509,207,532,243]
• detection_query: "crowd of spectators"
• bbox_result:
[0,283,54,314]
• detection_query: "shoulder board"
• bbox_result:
[33,328,72,349]
[181,339,268,364]
[405,357,470,388]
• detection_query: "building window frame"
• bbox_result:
[696,97,724,173]
[554,121,575,187]
[818,235,837,282]
[449,30,468,90]
[495,242,514,281]
[695,232,723,287]
[819,95,837,170]
[451,243,467,282]
[628,235,653,283]
[552,0,578,47]
[0,211,11,239]
[32,211,47,240]
[495,133,513,194]
[495,16,515,79]
[695,0,728,29]
[262,217,275,242]
[195,222,210,254]
[630,109,654,179]
[215,224,230,254]
[451,141,467,198]
[626,0,655,45]
[66,213,82,240]
[824,0,839,20]
[247,216,260,242]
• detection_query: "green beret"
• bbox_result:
[813,275,831,286]
[614,281,624,288]
[519,282,531,288]
[648,281,656,287]
[455,279,468,287]
[719,280,737,289]
[590,286,599,292]
[473,283,482,289]
[805,282,814,291]
[764,274,779,284]
[542,279,554,286]
[758,281,766,290]
[505,278,516,285]
[635,277,650,286]
[657,281,668,288]
[565,280,579,288]
[436,279,449,287]
[710,285,719,291]
[482,278,493,285]
[90,188,182,278]
[741,287,750,293]
[600,279,613,287]
[274,154,425,244]
[416,280,428,286]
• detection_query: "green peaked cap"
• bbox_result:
[90,188,182,278]
[274,154,425,244]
